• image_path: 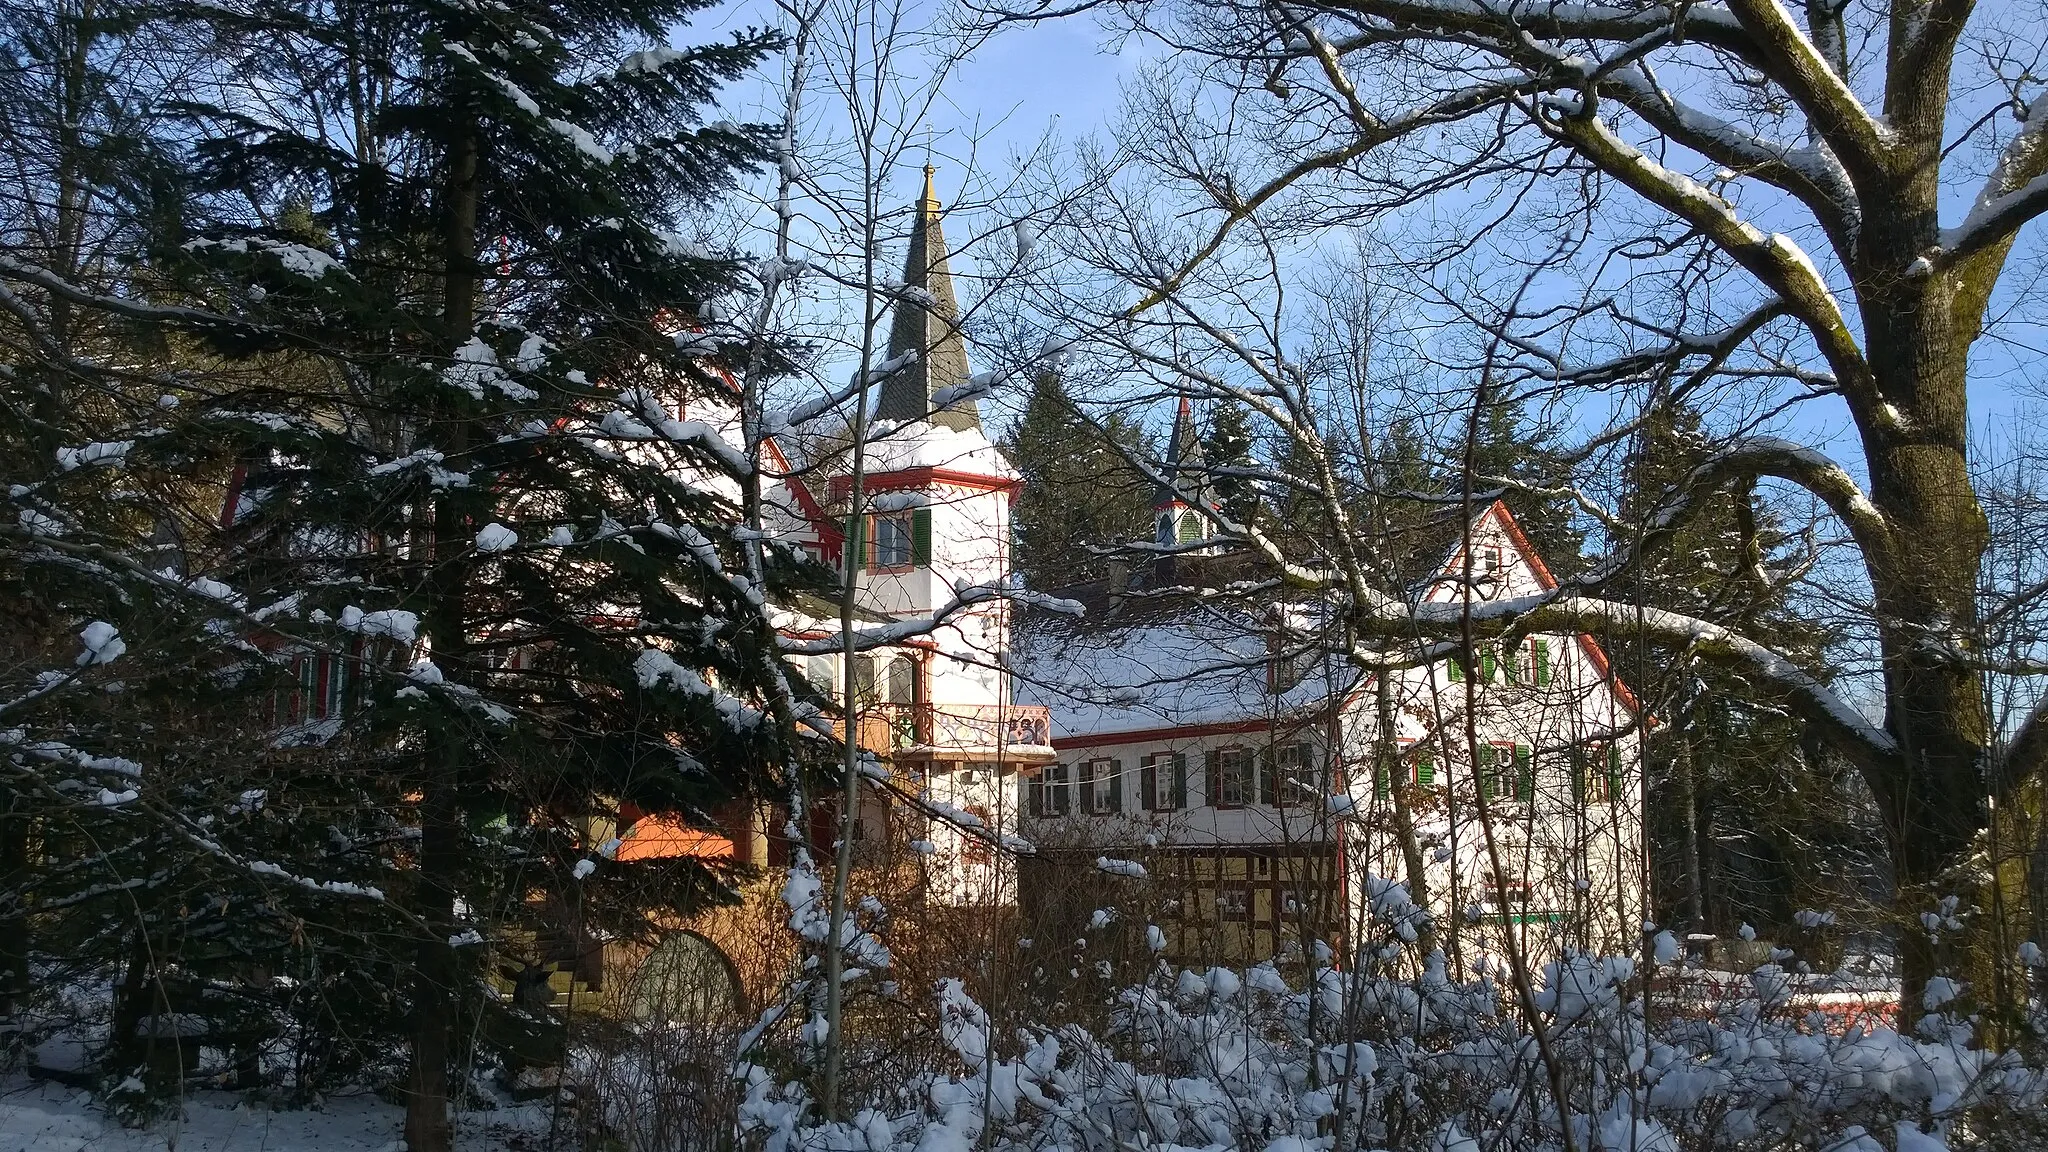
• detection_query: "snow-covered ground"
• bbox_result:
[0,1076,553,1151]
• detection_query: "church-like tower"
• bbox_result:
[1153,396,1217,553]
[827,171,1044,766]
[845,168,1018,639]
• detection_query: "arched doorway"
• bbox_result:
[627,930,744,1024]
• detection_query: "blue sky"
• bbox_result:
[696,0,1133,205]
[679,0,2047,468]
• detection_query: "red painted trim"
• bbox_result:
[762,434,833,531]
[1048,717,1277,751]
[219,464,248,528]
[1469,501,1645,719]
[828,467,1022,499]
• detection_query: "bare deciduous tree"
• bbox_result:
[986,0,2048,1008]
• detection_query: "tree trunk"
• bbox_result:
[1377,675,1434,957]
[0,799,30,1030]
[403,785,460,1152]
[404,102,482,1152]
[1676,737,1704,930]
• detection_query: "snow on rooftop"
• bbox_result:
[861,419,1016,480]
[1012,603,1357,739]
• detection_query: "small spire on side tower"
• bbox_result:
[1155,396,1210,510]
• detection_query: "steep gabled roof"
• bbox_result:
[878,169,977,432]
[1440,500,1641,717]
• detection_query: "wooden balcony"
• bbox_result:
[843,703,1056,764]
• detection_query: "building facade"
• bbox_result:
[1011,501,1648,970]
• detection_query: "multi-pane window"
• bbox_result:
[1035,765,1070,816]
[1142,752,1184,810]
[1477,742,1531,802]
[1571,743,1623,804]
[1272,742,1318,806]
[1483,869,1531,908]
[1211,746,1249,808]
[1085,758,1119,815]
[278,652,353,725]
[1374,741,1436,798]
[872,511,913,570]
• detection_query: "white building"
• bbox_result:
[1011,498,1648,968]
[634,175,1644,974]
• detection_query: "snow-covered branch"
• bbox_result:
[1941,93,2048,264]
[1542,107,1870,393]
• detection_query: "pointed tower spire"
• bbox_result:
[1155,395,1209,509]
[879,167,978,431]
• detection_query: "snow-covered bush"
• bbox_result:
[728,879,2048,1151]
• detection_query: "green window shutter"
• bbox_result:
[846,514,866,570]
[1606,745,1624,802]
[1500,643,1518,683]
[1515,744,1534,802]
[1447,653,1464,682]
[1533,638,1551,686]
[1025,771,1040,817]
[1205,750,1221,807]
[1481,646,1497,683]
[1172,754,1188,809]
[1140,758,1158,812]
[1259,748,1277,805]
[1478,746,1497,800]
[911,507,933,566]
[1078,761,1095,814]
[1178,511,1201,544]
[1416,748,1436,787]
[1571,751,1587,804]
[1374,761,1390,799]
[1108,760,1123,813]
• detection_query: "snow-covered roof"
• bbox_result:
[860,419,1017,481]
[1012,600,1359,740]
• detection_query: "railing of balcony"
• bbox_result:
[843,703,1051,755]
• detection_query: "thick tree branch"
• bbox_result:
[1721,0,1891,180]
[1398,593,1897,764]
[1940,94,2048,266]
[1600,68,1860,253]
[1543,106,1872,394]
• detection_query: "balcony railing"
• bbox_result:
[842,703,1053,761]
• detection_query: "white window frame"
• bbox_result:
[1147,752,1179,810]
[1273,742,1317,806]
[871,511,913,571]
[1039,765,1070,817]
[1088,758,1116,815]
[1215,746,1248,808]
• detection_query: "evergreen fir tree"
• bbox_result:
[4,0,809,1139]
[1000,370,1154,588]
[1457,400,1587,579]
[1606,403,1866,936]
[1202,400,1260,526]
